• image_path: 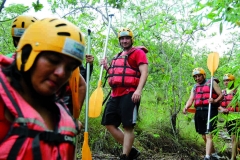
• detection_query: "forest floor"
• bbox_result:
[76,118,237,160]
[88,128,235,160]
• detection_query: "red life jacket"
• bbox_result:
[193,79,218,107]
[0,97,11,141]
[221,89,238,111]
[0,71,78,160]
[107,47,147,88]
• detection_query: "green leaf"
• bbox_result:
[219,22,223,34]
[212,18,222,23]
[153,134,160,138]
[185,29,193,35]
[32,2,43,12]
[206,12,217,20]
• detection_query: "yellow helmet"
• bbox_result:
[16,18,85,72]
[192,67,206,78]
[11,15,38,37]
[223,73,235,81]
[118,28,134,42]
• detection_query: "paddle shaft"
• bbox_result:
[206,52,219,134]
[206,77,213,133]
[75,29,92,160]
[85,29,91,132]
[80,29,93,160]
[99,14,114,81]
[74,136,79,160]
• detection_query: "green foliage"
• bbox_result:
[32,2,43,11]
[107,0,127,9]
[194,0,240,28]
[0,3,30,54]
[0,0,239,157]
[2,4,28,16]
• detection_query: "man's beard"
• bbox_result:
[121,43,133,51]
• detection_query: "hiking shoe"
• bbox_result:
[120,154,129,160]
[211,153,221,160]
[128,147,140,160]
[203,156,211,160]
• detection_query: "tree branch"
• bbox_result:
[0,0,7,13]
[0,8,30,22]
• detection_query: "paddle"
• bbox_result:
[69,67,81,119]
[187,108,239,114]
[187,108,196,113]
[89,14,114,118]
[206,52,219,133]
[70,67,81,160]
[81,29,92,160]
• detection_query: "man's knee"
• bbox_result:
[202,134,206,141]
[106,125,116,131]
[123,126,134,133]
[206,134,213,140]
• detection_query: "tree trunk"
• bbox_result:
[171,113,177,136]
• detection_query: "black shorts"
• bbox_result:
[226,120,240,136]
[101,92,140,128]
[194,108,218,134]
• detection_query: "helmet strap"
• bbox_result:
[13,37,20,48]
[20,64,25,72]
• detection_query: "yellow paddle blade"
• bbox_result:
[69,67,81,119]
[89,81,103,118]
[81,132,92,160]
[207,52,219,76]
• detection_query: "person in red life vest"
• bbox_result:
[5,15,38,58]
[6,15,87,123]
[0,18,85,159]
[183,67,223,160]
[219,73,237,112]
[100,28,148,160]
[219,73,239,160]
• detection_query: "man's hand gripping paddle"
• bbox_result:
[88,14,114,118]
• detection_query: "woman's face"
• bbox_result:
[30,52,79,96]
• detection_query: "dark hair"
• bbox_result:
[229,81,234,89]
[2,44,32,92]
